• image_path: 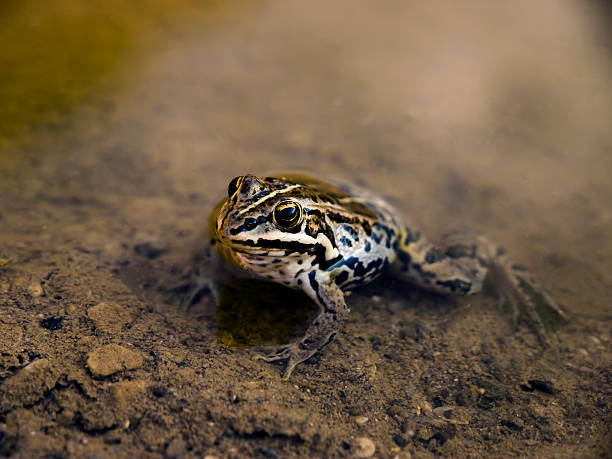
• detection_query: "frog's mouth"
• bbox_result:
[221,234,343,271]
[219,236,316,257]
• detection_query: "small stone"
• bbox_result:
[350,437,376,458]
[354,416,369,425]
[27,283,43,297]
[393,452,412,459]
[86,344,143,377]
[87,302,132,334]
[587,336,601,345]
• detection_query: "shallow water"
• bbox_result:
[1,1,611,457]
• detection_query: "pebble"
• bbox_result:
[393,452,412,459]
[27,282,43,297]
[354,416,369,425]
[587,336,601,345]
[350,437,376,458]
[86,344,143,377]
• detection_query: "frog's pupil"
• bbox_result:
[273,200,301,228]
[279,206,296,220]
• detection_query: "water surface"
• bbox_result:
[1,1,610,457]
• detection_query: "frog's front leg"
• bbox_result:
[394,227,567,338]
[255,271,348,379]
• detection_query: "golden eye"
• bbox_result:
[227,176,243,199]
[273,200,303,229]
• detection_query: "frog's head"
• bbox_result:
[212,174,342,273]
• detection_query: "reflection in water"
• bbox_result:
[216,278,315,348]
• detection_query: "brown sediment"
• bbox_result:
[1,1,611,457]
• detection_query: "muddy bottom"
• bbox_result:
[1,1,611,458]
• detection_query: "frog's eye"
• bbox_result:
[227,176,243,199]
[273,199,303,229]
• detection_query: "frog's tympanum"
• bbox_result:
[209,174,566,378]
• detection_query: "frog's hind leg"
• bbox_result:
[394,227,567,339]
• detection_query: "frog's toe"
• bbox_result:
[254,345,292,363]
[281,357,300,380]
[493,263,568,342]
[515,276,567,334]
[255,344,313,379]
[179,276,221,309]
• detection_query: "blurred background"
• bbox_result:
[2,0,611,287]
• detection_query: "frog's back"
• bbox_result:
[272,173,400,228]
[268,174,403,287]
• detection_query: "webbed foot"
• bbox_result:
[254,344,304,380]
[255,276,347,379]
[490,256,568,343]
[255,331,337,380]
[168,275,221,310]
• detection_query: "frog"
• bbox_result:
[207,173,566,379]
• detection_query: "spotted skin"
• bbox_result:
[209,174,566,378]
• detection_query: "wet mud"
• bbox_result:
[1,1,611,457]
